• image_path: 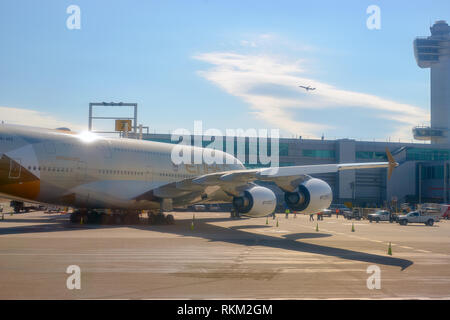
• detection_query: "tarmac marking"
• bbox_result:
[270,221,438,256]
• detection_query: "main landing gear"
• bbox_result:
[69,209,176,225]
[70,209,141,225]
[147,212,175,225]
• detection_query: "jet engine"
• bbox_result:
[232,186,277,217]
[284,178,332,214]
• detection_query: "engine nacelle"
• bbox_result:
[233,186,277,217]
[284,178,332,214]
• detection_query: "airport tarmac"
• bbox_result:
[0,210,449,299]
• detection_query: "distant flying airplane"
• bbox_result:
[0,124,397,225]
[299,85,316,91]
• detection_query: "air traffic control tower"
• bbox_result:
[413,20,450,145]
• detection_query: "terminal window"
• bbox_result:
[302,149,335,159]
[356,151,387,160]
[407,148,449,161]
[421,165,444,180]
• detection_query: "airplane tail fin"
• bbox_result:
[386,148,398,180]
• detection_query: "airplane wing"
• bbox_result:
[135,149,398,201]
[191,158,395,194]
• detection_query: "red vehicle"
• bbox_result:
[442,205,450,219]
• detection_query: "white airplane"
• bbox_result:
[299,85,316,91]
[0,123,397,224]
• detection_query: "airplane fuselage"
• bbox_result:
[0,124,244,210]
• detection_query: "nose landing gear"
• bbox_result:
[230,207,241,219]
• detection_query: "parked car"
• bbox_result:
[368,210,398,223]
[320,209,333,217]
[193,204,206,211]
[343,208,363,220]
[398,211,440,226]
[45,206,64,213]
[329,204,351,216]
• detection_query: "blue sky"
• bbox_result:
[0,0,449,141]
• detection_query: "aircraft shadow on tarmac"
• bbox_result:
[0,214,413,270]
[0,216,68,224]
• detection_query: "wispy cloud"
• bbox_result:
[194,51,429,140]
[0,106,84,131]
[239,32,317,53]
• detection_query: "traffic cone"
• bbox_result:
[388,242,392,256]
[276,219,279,227]
[351,222,355,232]
[316,223,319,232]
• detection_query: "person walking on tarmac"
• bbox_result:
[285,208,290,219]
[309,213,314,221]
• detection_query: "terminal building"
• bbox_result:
[138,133,449,207]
